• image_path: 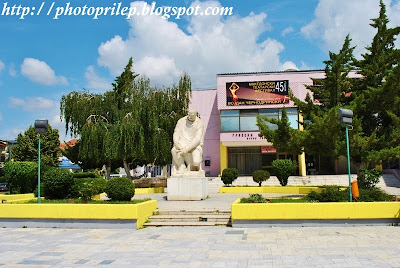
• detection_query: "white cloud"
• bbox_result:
[21,58,68,86]
[85,65,112,91]
[0,60,4,72]
[282,61,298,71]
[281,26,294,37]
[97,0,295,88]
[9,96,56,112]
[9,63,17,77]
[301,0,400,56]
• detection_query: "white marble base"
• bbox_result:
[167,177,208,201]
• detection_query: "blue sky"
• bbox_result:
[1,0,399,141]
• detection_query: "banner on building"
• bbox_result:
[226,80,289,106]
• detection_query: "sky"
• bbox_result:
[0,0,400,141]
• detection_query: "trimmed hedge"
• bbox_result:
[272,159,297,186]
[221,168,238,186]
[252,170,270,186]
[43,168,74,199]
[105,177,135,201]
[72,172,101,179]
[3,161,38,194]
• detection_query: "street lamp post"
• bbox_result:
[34,120,48,204]
[338,108,353,202]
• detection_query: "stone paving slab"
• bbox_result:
[0,226,399,267]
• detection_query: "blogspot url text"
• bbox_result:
[1,1,234,20]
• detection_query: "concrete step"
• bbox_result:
[143,221,229,227]
[153,210,230,215]
[149,215,230,222]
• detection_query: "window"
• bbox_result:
[221,110,239,131]
[220,108,298,132]
[239,110,258,131]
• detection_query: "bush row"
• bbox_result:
[3,161,134,201]
[220,159,297,187]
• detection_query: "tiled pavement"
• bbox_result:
[1,226,400,267]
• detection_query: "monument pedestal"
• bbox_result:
[167,177,208,201]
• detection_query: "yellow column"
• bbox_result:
[220,143,227,175]
[375,161,383,172]
[298,112,307,177]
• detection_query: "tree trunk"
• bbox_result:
[105,164,111,180]
[123,159,133,180]
[162,165,168,178]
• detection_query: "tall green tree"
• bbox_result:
[12,125,60,166]
[257,1,400,172]
[60,58,191,179]
[352,0,400,164]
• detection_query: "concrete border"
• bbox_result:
[233,219,400,227]
[231,199,400,227]
[220,186,345,194]
[0,200,157,229]
[0,218,137,229]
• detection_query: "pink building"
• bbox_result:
[190,69,358,177]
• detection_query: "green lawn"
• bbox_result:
[26,198,151,204]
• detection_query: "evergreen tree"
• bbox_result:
[352,0,400,164]
[12,125,60,166]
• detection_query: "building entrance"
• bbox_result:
[228,147,262,175]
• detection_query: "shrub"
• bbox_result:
[252,170,270,186]
[42,168,74,199]
[221,168,238,186]
[307,186,347,202]
[240,194,267,203]
[357,168,381,189]
[358,188,393,202]
[72,172,101,179]
[79,182,101,201]
[272,159,297,186]
[3,161,38,194]
[105,177,135,201]
[70,177,107,199]
[307,186,393,202]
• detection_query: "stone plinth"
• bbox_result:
[167,177,208,201]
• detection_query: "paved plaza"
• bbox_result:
[1,226,400,267]
[1,174,399,267]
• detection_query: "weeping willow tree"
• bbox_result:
[60,58,191,179]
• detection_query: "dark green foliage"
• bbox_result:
[33,182,45,198]
[60,58,192,179]
[42,168,74,199]
[307,186,348,202]
[72,172,101,178]
[221,168,238,186]
[307,186,393,202]
[11,125,60,166]
[240,194,267,203]
[358,188,393,202]
[3,161,38,194]
[70,177,106,198]
[105,177,135,201]
[252,170,270,186]
[257,107,304,155]
[272,159,297,186]
[357,168,381,189]
[0,176,6,183]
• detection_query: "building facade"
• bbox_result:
[190,69,359,177]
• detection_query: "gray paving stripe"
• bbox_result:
[75,259,90,264]
[148,235,160,239]
[225,230,244,234]
[99,260,115,265]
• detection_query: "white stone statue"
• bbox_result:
[171,109,205,177]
